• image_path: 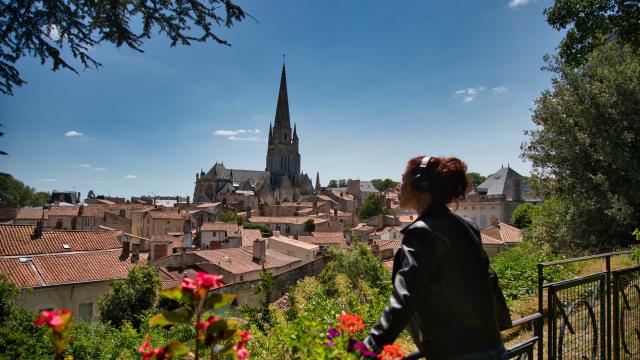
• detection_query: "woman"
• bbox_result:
[364,156,509,360]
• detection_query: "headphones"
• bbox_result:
[411,156,435,193]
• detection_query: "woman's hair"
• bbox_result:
[405,156,470,205]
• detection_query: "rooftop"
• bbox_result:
[193,247,300,275]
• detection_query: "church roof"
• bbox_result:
[203,162,269,185]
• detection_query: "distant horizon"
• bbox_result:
[0,0,561,198]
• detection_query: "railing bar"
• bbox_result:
[540,251,633,268]
[544,272,606,291]
[511,313,543,327]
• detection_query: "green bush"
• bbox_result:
[492,241,577,301]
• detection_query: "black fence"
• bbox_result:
[535,251,640,360]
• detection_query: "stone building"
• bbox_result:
[193,64,316,206]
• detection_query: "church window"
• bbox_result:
[284,134,287,141]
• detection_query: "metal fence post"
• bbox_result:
[606,255,611,360]
[612,272,620,360]
[538,264,544,360]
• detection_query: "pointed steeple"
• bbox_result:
[293,123,298,142]
[268,123,273,145]
[274,62,291,129]
[315,172,321,192]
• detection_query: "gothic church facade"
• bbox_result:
[194,64,317,206]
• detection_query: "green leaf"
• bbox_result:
[203,293,236,311]
[165,340,191,357]
[149,307,193,326]
[160,287,194,306]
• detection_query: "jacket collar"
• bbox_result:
[400,202,450,234]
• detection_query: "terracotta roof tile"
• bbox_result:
[79,206,105,217]
[147,210,184,220]
[373,240,401,255]
[481,234,506,246]
[48,206,79,217]
[194,247,300,275]
[240,228,263,247]
[250,216,327,225]
[200,222,240,234]
[0,258,43,287]
[272,293,290,311]
[16,208,48,220]
[480,222,522,245]
[0,225,121,256]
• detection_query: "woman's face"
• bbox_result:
[399,170,416,210]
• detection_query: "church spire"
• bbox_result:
[293,123,298,141]
[315,172,321,192]
[268,123,273,145]
[274,62,291,129]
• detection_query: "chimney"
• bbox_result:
[187,196,190,206]
[31,220,44,239]
[78,204,84,215]
[121,236,130,258]
[340,192,344,198]
[252,238,267,264]
[131,243,140,263]
[182,219,193,251]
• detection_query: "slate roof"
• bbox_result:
[0,249,146,288]
[0,225,122,256]
[359,181,378,193]
[204,162,270,185]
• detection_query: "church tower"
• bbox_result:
[266,63,301,179]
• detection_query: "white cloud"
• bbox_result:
[38,178,57,182]
[509,0,530,8]
[455,87,485,102]
[228,136,261,142]
[94,180,103,184]
[125,175,138,179]
[492,86,508,93]
[92,167,107,171]
[79,164,91,168]
[214,129,262,141]
[65,130,84,137]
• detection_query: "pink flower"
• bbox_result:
[236,347,249,360]
[137,337,165,360]
[196,315,218,330]
[137,336,151,353]
[181,277,197,292]
[34,309,70,331]
[196,272,224,289]
[239,330,252,342]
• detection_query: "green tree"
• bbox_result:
[509,203,541,229]
[99,266,161,328]
[338,179,347,187]
[545,0,640,68]
[218,211,243,224]
[466,172,487,188]
[0,173,50,207]
[521,43,640,251]
[0,124,7,155]
[357,194,387,219]
[0,0,247,95]
[370,178,399,191]
[328,180,338,188]
[303,219,316,233]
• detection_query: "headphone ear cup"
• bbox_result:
[412,174,430,193]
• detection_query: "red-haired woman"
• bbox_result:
[364,156,510,360]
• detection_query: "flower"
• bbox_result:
[34,309,71,331]
[196,315,218,330]
[196,272,224,289]
[324,340,336,347]
[338,313,364,334]
[353,342,378,358]
[327,327,340,339]
[236,347,249,360]
[137,337,165,360]
[181,277,197,292]
[378,344,404,360]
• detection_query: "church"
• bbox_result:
[193,64,320,206]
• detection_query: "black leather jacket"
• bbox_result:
[364,204,502,360]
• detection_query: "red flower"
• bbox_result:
[181,277,197,292]
[196,272,224,290]
[338,313,364,334]
[378,344,404,360]
[233,330,252,359]
[137,337,165,360]
[34,309,71,331]
[196,315,218,330]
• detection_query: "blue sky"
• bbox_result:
[0,0,562,199]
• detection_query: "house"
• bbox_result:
[479,222,523,258]
[352,223,376,243]
[370,239,401,260]
[141,208,185,239]
[347,180,379,207]
[200,222,241,249]
[249,216,340,235]
[0,224,138,322]
[46,206,79,230]
[322,189,356,214]
[267,233,319,264]
[297,232,347,252]
[451,165,539,228]
[77,205,105,231]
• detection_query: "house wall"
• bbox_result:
[46,215,75,230]
[17,282,111,322]
[78,216,104,231]
[104,212,132,233]
[267,239,317,264]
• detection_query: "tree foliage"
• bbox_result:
[545,0,640,68]
[509,203,541,229]
[99,266,161,328]
[328,180,338,188]
[303,218,316,233]
[357,194,387,219]
[0,124,7,155]
[0,0,247,95]
[466,172,487,188]
[0,173,50,207]
[370,178,399,192]
[521,43,640,252]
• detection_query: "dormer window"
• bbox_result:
[62,244,71,250]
